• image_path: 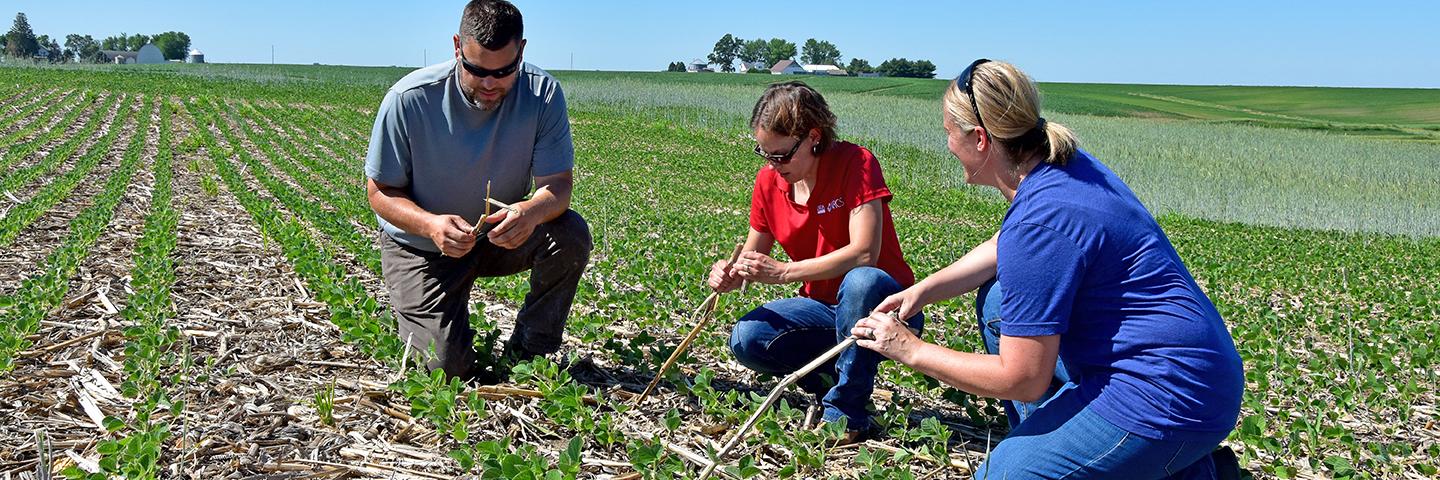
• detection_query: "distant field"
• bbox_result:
[555,72,1440,238]
[547,71,1440,139]
[10,63,1439,238]
[35,62,1440,140]
[0,63,1435,479]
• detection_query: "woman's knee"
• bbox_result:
[728,318,772,369]
[975,277,1002,322]
[837,266,900,303]
[974,277,1004,355]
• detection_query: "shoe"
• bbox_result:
[1211,445,1243,480]
[501,339,541,365]
[466,365,507,385]
[464,355,508,385]
[814,417,870,447]
[833,429,865,447]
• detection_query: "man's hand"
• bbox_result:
[734,251,789,284]
[707,258,742,293]
[483,206,536,250]
[427,214,478,257]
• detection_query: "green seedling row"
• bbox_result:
[0,86,62,136]
[0,94,129,247]
[0,89,98,174]
[0,94,149,372]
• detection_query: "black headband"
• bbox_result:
[956,58,991,137]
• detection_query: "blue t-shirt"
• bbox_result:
[365,60,574,252]
[997,149,1243,441]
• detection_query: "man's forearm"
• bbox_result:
[515,183,569,224]
[368,179,437,237]
[515,171,574,225]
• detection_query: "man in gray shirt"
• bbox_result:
[365,0,590,381]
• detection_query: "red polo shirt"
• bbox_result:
[749,141,915,304]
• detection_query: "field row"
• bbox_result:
[0,68,1436,478]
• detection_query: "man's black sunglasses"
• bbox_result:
[753,137,804,165]
[459,48,522,79]
[956,58,991,138]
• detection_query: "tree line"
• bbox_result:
[669,33,935,78]
[3,12,191,63]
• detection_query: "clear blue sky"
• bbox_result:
[11,0,1438,88]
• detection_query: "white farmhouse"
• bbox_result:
[769,59,805,75]
[737,61,768,73]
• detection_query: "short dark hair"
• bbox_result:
[749,81,838,153]
[460,0,524,50]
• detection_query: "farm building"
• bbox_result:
[802,64,848,76]
[770,59,805,75]
[737,61,768,73]
[101,50,138,64]
[137,44,165,63]
[187,48,205,64]
[101,44,166,64]
[686,59,711,73]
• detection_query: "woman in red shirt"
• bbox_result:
[707,81,919,441]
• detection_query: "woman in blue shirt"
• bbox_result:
[853,59,1245,479]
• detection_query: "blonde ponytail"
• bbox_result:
[1042,119,1078,165]
[943,60,1079,165]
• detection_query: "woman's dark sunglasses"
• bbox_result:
[753,137,803,165]
[956,58,991,137]
[459,48,522,79]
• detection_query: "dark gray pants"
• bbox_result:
[380,210,592,378]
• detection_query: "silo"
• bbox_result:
[187,48,205,64]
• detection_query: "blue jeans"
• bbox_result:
[974,278,1224,479]
[976,277,1072,429]
[728,267,923,430]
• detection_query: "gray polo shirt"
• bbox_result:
[365,59,574,252]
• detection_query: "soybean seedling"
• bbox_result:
[698,312,919,480]
[485,197,521,214]
[471,182,526,236]
[470,181,493,236]
[635,243,744,405]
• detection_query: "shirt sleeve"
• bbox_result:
[531,81,575,177]
[749,172,769,234]
[997,223,1088,337]
[844,148,893,210]
[364,89,412,188]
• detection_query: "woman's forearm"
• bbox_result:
[902,335,1057,402]
[914,234,1000,306]
[776,200,885,283]
[782,243,873,283]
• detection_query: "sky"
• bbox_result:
[9,0,1438,88]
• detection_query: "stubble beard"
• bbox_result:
[461,83,503,111]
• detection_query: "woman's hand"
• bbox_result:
[707,259,743,293]
[734,251,790,284]
[854,312,925,365]
[872,286,927,322]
